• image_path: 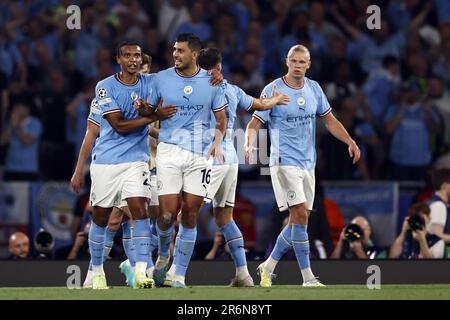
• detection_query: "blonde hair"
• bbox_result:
[287,45,310,59]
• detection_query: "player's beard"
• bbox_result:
[175,57,193,72]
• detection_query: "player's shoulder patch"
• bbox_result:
[96,76,115,99]
[97,87,108,99]
[90,99,102,114]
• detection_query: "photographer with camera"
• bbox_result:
[331,216,385,259]
[389,203,445,259]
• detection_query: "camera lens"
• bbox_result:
[344,224,364,242]
[34,229,54,253]
[408,215,424,231]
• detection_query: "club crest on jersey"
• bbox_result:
[287,190,296,201]
[98,87,107,98]
[297,96,305,107]
[131,91,138,101]
[183,85,193,95]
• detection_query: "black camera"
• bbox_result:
[34,229,54,256]
[408,215,425,231]
[344,224,364,242]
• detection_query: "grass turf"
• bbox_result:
[0,285,449,300]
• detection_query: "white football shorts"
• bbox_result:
[270,165,315,212]
[90,161,151,208]
[205,164,238,208]
[156,142,211,197]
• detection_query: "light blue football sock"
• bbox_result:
[133,218,152,264]
[88,222,105,266]
[271,224,292,261]
[291,224,310,269]
[121,220,136,267]
[174,224,197,277]
[221,221,246,267]
[103,227,116,263]
[149,220,158,254]
[156,223,174,258]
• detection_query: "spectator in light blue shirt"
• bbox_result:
[172,1,212,43]
[384,81,441,181]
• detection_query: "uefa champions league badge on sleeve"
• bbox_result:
[98,87,107,98]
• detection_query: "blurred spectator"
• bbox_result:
[157,0,190,43]
[1,102,42,181]
[432,39,450,87]
[390,202,445,259]
[204,232,231,261]
[8,231,30,260]
[362,55,401,125]
[37,69,74,180]
[66,222,91,260]
[0,28,26,95]
[173,0,212,43]
[320,98,371,180]
[427,76,450,152]
[384,80,442,181]
[66,80,95,165]
[331,216,387,259]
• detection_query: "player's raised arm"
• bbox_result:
[250,85,290,111]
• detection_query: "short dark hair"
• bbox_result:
[116,41,142,57]
[198,47,222,70]
[175,33,202,52]
[408,202,430,217]
[431,168,450,191]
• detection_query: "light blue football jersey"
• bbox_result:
[91,73,154,164]
[147,67,228,155]
[253,76,332,169]
[209,80,253,164]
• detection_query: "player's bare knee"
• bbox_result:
[181,213,197,229]
[290,207,308,224]
[213,213,231,228]
[92,215,109,227]
[107,220,121,231]
[160,212,173,227]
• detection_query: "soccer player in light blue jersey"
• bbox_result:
[173,47,288,287]
[87,42,176,289]
[146,33,228,288]
[245,45,361,287]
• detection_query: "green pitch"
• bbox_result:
[1,285,449,300]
